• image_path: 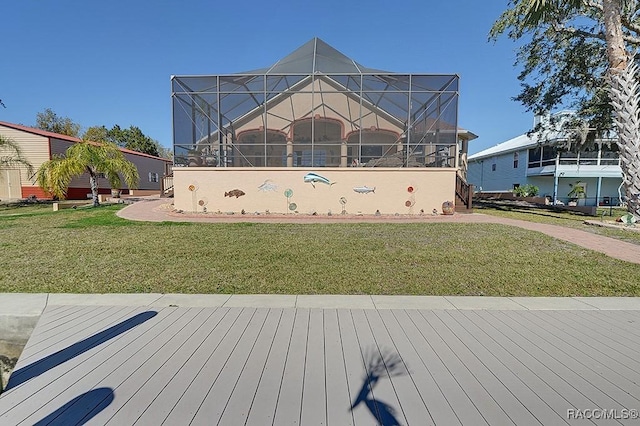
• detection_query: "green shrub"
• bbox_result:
[513,184,539,197]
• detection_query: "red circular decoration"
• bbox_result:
[407,186,414,193]
[405,200,412,207]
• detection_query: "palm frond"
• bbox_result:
[35,140,140,204]
[0,135,34,175]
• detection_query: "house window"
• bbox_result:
[513,152,519,168]
[491,163,496,172]
[148,172,159,183]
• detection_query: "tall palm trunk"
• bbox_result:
[610,61,640,216]
[603,0,640,216]
[88,169,99,207]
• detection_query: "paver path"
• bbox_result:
[117,198,640,264]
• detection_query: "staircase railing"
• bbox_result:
[161,173,174,197]
[456,173,474,210]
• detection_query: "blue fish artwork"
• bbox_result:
[303,172,335,188]
[353,186,375,194]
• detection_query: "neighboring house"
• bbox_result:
[172,38,477,214]
[467,112,623,206]
[0,121,172,200]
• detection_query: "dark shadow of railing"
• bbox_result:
[34,387,114,425]
[6,311,157,390]
[351,347,409,426]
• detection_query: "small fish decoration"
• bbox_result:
[224,189,245,198]
[304,172,335,188]
[258,179,278,192]
[353,186,375,194]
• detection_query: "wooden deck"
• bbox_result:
[1,305,640,425]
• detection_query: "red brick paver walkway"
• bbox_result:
[117,198,640,264]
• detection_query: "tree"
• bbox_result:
[82,125,109,143]
[36,140,139,207]
[82,124,162,157]
[35,108,81,137]
[0,135,33,175]
[491,0,640,217]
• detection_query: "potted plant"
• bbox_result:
[567,182,586,206]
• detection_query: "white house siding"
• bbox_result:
[468,149,528,192]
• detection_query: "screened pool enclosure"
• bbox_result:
[172,38,460,169]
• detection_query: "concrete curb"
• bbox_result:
[3,293,640,344]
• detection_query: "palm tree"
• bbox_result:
[36,140,139,207]
[520,0,640,216]
[0,135,33,175]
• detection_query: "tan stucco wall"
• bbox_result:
[174,168,457,215]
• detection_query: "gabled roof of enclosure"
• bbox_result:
[242,38,387,75]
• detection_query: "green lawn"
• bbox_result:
[1,203,639,296]
[475,202,640,245]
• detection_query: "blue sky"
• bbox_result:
[2,0,531,155]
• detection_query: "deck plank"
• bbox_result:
[437,310,565,425]
[555,311,640,353]
[456,311,575,425]
[272,308,309,426]
[364,309,431,426]
[162,308,257,425]
[4,306,640,425]
[421,310,535,425]
[1,307,177,424]
[350,309,408,426]
[133,308,241,424]
[244,309,296,426]
[216,308,283,426]
[103,307,227,424]
[323,309,355,426]
[405,310,506,425]
[391,309,484,425]
[18,307,190,425]
[190,308,270,425]
[83,308,214,424]
[377,309,461,425]
[578,310,640,340]
[19,306,117,360]
[487,311,629,412]
[336,309,373,426]
[300,309,327,426]
[504,311,640,409]
[27,305,76,335]
[0,306,156,418]
[19,306,138,364]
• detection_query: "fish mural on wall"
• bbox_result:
[303,172,335,188]
[258,179,278,192]
[224,189,245,198]
[353,186,375,194]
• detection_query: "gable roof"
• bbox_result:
[468,133,537,161]
[242,37,387,75]
[0,121,172,162]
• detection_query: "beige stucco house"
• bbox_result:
[0,121,172,200]
[171,38,476,215]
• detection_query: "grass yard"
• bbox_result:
[1,203,639,296]
[475,201,640,245]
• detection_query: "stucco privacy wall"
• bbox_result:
[174,168,456,215]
